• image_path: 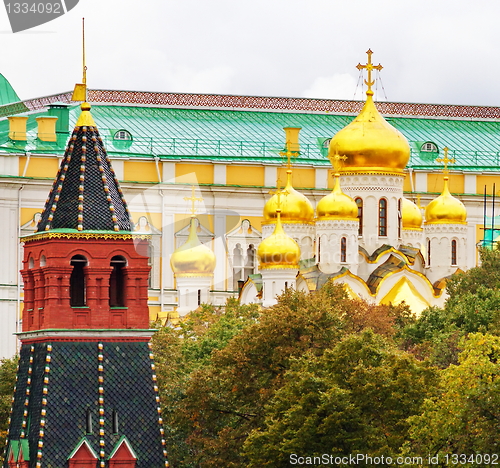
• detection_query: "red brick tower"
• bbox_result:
[4,103,169,468]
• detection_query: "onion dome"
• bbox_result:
[258,211,300,269]
[328,90,410,174]
[263,170,314,224]
[425,177,467,225]
[402,197,423,230]
[170,218,216,276]
[36,102,132,232]
[316,174,358,220]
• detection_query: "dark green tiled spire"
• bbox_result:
[36,103,132,232]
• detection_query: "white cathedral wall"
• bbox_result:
[315,220,359,275]
[341,174,404,254]
[424,224,468,284]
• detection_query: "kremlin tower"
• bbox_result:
[4,97,169,466]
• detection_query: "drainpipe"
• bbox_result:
[17,184,24,344]
[22,151,31,177]
[154,155,165,321]
[408,168,415,195]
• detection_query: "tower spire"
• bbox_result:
[356,49,383,96]
[71,18,88,102]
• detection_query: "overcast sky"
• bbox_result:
[1,0,499,107]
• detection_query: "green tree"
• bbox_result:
[405,333,500,462]
[0,356,18,462]
[244,331,437,467]
[152,299,259,467]
[165,284,419,467]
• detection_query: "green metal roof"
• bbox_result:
[1,102,500,172]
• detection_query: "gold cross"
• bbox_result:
[184,186,203,215]
[269,180,285,211]
[416,194,422,209]
[331,151,348,173]
[279,147,296,171]
[356,49,383,94]
[436,147,455,175]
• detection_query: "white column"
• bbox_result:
[213,164,226,185]
[315,168,328,189]
[264,166,277,187]
[415,172,427,193]
[213,214,227,290]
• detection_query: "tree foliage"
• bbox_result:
[0,356,18,462]
[154,284,422,467]
[244,331,438,467]
[405,333,500,459]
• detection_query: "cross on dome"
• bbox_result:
[269,181,285,212]
[184,186,203,216]
[356,49,383,95]
[436,147,456,176]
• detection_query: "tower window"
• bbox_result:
[451,240,457,266]
[340,237,347,263]
[112,409,119,434]
[427,239,431,266]
[379,198,387,237]
[355,198,363,236]
[109,256,127,307]
[70,255,88,307]
[317,237,321,263]
[398,198,402,238]
[86,408,93,434]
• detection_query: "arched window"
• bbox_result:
[112,409,119,434]
[355,198,363,236]
[245,245,255,279]
[70,255,88,307]
[232,244,244,291]
[86,408,93,434]
[451,240,457,266]
[398,198,402,238]
[427,239,431,266]
[340,237,347,263]
[379,198,387,237]
[109,256,126,307]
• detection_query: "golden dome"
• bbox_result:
[425,177,467,225]
[402,197,423,230]
[258,211,300,269]
[328,91,410,174]
[263,170,314,225]
[170,218,216,276]
[316,174,358,220]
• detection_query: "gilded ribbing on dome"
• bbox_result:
[36,103,132,232]
[170,218,216,276]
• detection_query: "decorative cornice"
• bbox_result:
[22,231,152,243]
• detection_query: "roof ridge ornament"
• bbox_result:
[356,49,383,96]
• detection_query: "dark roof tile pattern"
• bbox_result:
[36,120,132,232]
[5,341,167,468]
